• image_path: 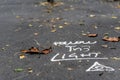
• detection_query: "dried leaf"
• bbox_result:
[40,2,64,7]
[41,47,52,54]
[79,21,85,25]
[87,34,98,37]
[111,57,120,60]
[67,67,73,71]
[21,47,52,54]
[40,2,49,6]
[51,29,56,32]
[14,68,24,72]
[21,47,40,53]
[89,15,96,17]
[93,25,98,29]
[16,16,21,19]
[101,45,108,48]
[59,26,63,28]
[19,54,26,59]
[28,68,33,73]
[64,22,69,25]
[102,37,120,42]
[34,32,39,36]
[115,5,120,9]
[114,27,120,30]
[82,33,87,36]
[1,47,6,51]
[111,16,117,19]
[29,24,33,27]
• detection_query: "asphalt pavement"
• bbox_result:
[0,0,120,80]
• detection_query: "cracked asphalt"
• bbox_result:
[0,0,120,80]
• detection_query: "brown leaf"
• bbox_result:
[21,47,52,54]
[21,47,40,53]
[87,34,98,37]
[41,47,52,54]
[102,37,120,42]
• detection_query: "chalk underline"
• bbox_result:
[51,57,108,62]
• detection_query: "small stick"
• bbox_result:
[33,39,40,46]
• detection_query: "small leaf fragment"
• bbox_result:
[114,27,120,30]
[14,68,24,72]
[111,16,117,19]
[79,21,85,25]
[51,29,56,32]
[19,54,26,59]
[64,22,69,25]
[16,16,21,19]
[89,14,96,17]
[34,32,39,36]
[102,37,120,42]
[101,45,108,48]
[87,34,98,37]
[111,57,120,60]
[59,26,63,28]
[21,47,40,53]
[28,68,33,73]
[67,67,73,71]
[29,24,33,27]
[40,47,52,54]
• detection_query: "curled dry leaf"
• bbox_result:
[21,47,40,53]
[41,47,52,54]
[21,47,52,54]
[102,37,120,42]
[87,34,98,37]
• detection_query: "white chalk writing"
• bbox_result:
[86,62,115,72]
[65,45,90,52]
[51,53,108,62]
[51,41,108,62]
[53,41,97,46]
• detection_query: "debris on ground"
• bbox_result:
[89,14,96,18]
[40,47,52,54]
[101,45,108,48]
[40,1,64,7]
[21,47,40,53]
[111,57,120,60]
[67,67,74,71]
[14,68,24,72]
[102,36,120,42]
[114,27,120,30]
[28,68,33,73]
[111,16,118,19]
[21,47,52,54]
[19,54,26,59]
[87,33,98,37]
[34,32,39,36]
